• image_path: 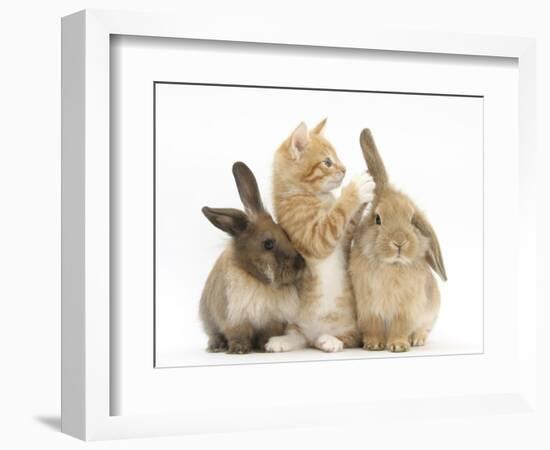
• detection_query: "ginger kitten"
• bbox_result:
[265,119,375,352]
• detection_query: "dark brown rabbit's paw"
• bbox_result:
[207,335,228,353]
[227,340,252,354]
[386,340,411,353]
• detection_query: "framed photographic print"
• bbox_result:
[61,9,538,440]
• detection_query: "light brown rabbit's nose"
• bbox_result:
[391,232,408,250]
[392,241,406,249]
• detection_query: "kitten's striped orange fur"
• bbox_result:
[265,120,375,353]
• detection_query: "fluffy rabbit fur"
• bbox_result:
[200,162,305,354]
[350,129,447,352]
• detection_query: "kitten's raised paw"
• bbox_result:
[352,172,376,204]
[363,339,386,351]
[227,341,252,354]
[409,330,429,347]
[315,334,344,353]
[386,340,411,353]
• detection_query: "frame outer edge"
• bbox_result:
[60,8,538,440]
[83,9,112,440]
[517,39,537,408]
[61,10,87,441]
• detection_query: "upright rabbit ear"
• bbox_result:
[232,162,265,215]
[202,207,249,236]
[312,117,327,134]
[289,122,309,159]
[412,212,447,281]
[360,129,388,195]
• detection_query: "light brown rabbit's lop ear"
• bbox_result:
[412,212,448,281]
[359,128,388,195]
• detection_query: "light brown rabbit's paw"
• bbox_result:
[363,339,386,351]
[386,340,411,353]
[227,340,252,354]
[409,330,429,347]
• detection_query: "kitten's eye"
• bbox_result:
[263,239,275,250]
[375,214,382,225]
[323,158,333,167]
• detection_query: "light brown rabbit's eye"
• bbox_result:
[323,157,333,167]
[263,239,275,250]
[375,214,382,225]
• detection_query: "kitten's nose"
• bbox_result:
[293,253,305,271]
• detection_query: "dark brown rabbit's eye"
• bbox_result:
[323,157,333,167]
[263,239,275,250]
[375,214,382,225]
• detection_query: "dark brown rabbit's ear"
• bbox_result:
[202,207,248,236]
[360,128,388,195]
[232,162,265,215]
[412,212,447,281]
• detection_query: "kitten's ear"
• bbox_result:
[289,122,309,159]
[312,118,327,134]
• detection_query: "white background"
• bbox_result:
[155,83,485,367]
[0,1,548,449]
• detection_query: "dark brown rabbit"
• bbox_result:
[200,162,305,354]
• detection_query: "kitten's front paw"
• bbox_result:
[386,340,411,353]
[315,334,344,353]
[351,172,376,204]
[265,335,293,353]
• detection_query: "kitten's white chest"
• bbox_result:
[313,243,346,312]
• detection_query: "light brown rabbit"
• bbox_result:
[200,162,305,354]
[350,129,447,352]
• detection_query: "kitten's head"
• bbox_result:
[274,119,347,194]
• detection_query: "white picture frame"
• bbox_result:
[61,9,537,441]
